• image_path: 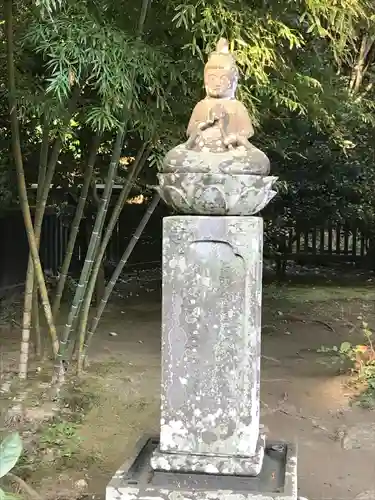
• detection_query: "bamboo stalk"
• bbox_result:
[5,0,59,366]
[31,124,50,359]
[32,290,41,358]
[18,87,80,379]
[21,138,62,366]
[73,0,153,374]
[138,0,151,35]
[54,123,127,379]
[349,34,375,94]
[70,213,99,361]
[74,144,150,368]
[19,141,64,369]
[52,133,101,322]
[20,124,49,369]
[38,124,50,189]
[81,193,160,367]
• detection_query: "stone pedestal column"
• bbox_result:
[151,215,265,476]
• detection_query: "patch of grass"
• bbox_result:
[12,419,83,479]
[14,416,104,481]
[39,421,81,459]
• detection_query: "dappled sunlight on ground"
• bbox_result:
[1,282,375,499]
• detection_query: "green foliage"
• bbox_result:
[162,0,375,253]
[0,433,23,500]
[169,0,375,132]
[7,0,197,210]
[6,0,375,214]
[0,433,23,479]
[10,418,86,477]
[318,341,359,366]
[35,0,66,15]
[356,378,375,408]
[3,0,375,351]
[24,2,189,135]
[39,421,81,459]
[318,321,375,407]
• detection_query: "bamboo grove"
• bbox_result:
[2,0,375,381]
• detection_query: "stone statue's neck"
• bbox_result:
[205,95,236,101]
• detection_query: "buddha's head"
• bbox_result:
[204,38,239,99]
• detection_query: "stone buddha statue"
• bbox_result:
[186,38,254,153]
[162,38,270,176]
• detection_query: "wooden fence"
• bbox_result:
[41,212,372,273]
[266,224,369,263]
[0,205,372,292]
[39,203,167,274]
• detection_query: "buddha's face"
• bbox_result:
[204,68,237,98]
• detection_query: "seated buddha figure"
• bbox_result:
[162,38,270,176]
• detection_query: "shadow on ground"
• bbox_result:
[1,280,375,500]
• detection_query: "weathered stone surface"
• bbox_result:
[107,487,290,500]
[152,216,264,474]
[339,423,375,450]
[151,434,265,476]
[156,173,277,217]
[184,38,255,155]
[106,437,298,500]
[164,38,267,172]
[162,144,271,176]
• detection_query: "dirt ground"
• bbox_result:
[1,276,375,500]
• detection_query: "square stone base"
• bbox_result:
[151,434,265,476]
[106,436,298,500]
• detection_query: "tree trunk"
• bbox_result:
[52,133,101,322]
[5,0,59,373]
[54,122,127,381]
[75,145,150,370]
[82,194,160,366]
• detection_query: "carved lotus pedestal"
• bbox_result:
[157,172,277,216]
[156,142,277,217]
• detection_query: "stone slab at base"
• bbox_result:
[106,436,298,500]
[151,434,265,476]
